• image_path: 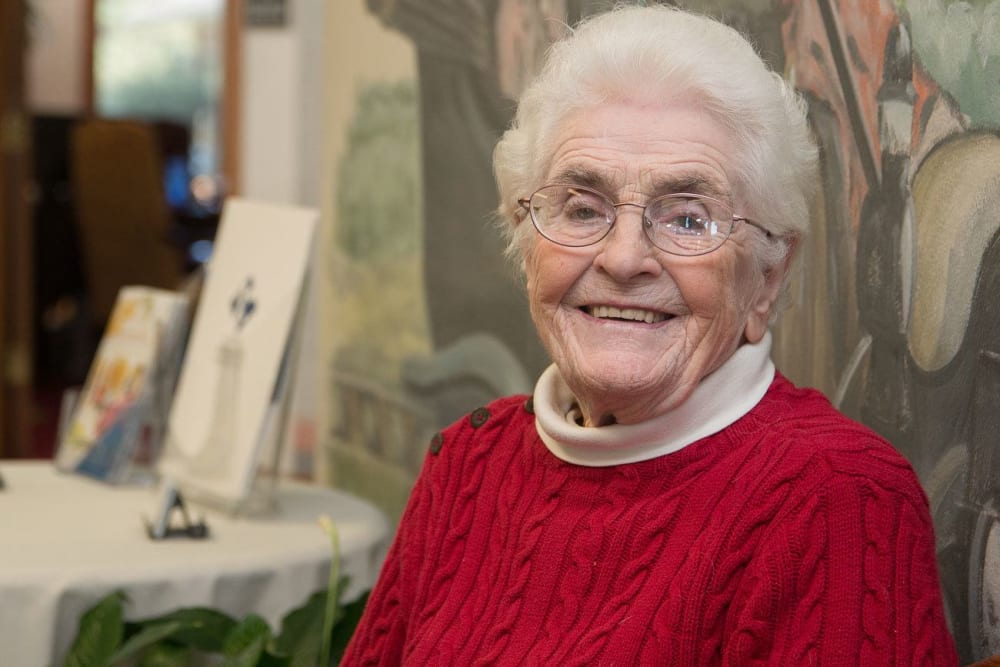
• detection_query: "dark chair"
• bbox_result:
[70,118,186,328]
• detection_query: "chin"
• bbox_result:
[562,351,680,398]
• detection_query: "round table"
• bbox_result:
[0,460,390,667]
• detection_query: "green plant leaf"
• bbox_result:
[219,635,268,667]
[257,650,292,667]
[62,591,126,667]
[270,583,367,667]
[220,613,271,665]
[109,620,184,663]
[270,575,355,665]
[327,592,370,665]
[136,641,192,667]
[132,607,238,652]
[271,590,327,667]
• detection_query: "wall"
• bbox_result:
[240,0,317,204]
[320,0,1000,661]
[24,0,319,204]
[26,0,88,113]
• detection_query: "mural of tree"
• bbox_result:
[326,79,434,523]
[331,80,429,387]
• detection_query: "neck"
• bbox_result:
[534,331,775,467]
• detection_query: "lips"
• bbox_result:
[583,305,670,324]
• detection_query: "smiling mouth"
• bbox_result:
[582,305,670,324]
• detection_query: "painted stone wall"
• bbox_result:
[324,0,1000,660]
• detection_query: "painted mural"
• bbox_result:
[326,0,999,660]
[771,1,1000,662]
[324,75,435,517]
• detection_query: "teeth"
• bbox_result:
[589,305,667,323]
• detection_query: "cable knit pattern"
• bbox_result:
[342,373,958,666]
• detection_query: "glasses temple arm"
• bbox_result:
[737,216,773,239]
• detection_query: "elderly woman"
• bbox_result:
[342,6,956,665]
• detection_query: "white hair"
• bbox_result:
[493,4,819,280]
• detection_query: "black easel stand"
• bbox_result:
[145,484,210,540]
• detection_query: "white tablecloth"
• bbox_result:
[0,460,390,667]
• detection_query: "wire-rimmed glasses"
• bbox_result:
[517,184,771,256]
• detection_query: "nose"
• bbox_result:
[592,205,663,281]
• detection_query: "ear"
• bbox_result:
[744,236,798,343]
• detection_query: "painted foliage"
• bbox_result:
[327,0,999,659]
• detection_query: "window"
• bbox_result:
[92,0,229,212]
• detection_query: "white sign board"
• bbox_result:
[159,197,317,504]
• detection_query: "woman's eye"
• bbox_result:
[659,213,711,235]
[677,215,707,229]
[649,198,715,235]
[564,200,606,223]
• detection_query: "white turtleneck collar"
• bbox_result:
[533,331,775,467]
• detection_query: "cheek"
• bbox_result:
[676,254,760,321]
[524,251,560,329]
[524,249,545,304]
[718,260,766,328]
[729,255,765,305]
[526,246,585,306]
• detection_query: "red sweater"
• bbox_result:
[343,374,957,665]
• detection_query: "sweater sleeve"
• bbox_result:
[340,452,436,666]
[723,470,959,666]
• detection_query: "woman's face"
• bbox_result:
[524,102,785,426]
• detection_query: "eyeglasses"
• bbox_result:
[517,184,771,256]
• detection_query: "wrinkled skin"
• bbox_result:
[524,103,790,426]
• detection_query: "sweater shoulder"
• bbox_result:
[441,394,533,436]
[424,394,533,463]
[750,373,926,503]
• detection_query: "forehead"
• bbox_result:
[542,103,736,199]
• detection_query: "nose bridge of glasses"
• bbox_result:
[610,200,649,225]
[611,200,645,211]
[606,201,659,250]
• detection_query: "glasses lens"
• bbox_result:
[529,185,613,246]
[645,194,732,255]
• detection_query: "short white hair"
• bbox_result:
[493,4,818,276]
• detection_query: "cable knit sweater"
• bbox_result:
[342,373,957,665]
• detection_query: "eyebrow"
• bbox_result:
[647,174,727,200]
[549,165,728,200]
[550,166,612,191]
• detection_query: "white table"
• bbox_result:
[0,460,390,667]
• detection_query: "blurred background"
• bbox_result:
[2,0,322,462]
[2,0,1000,661]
